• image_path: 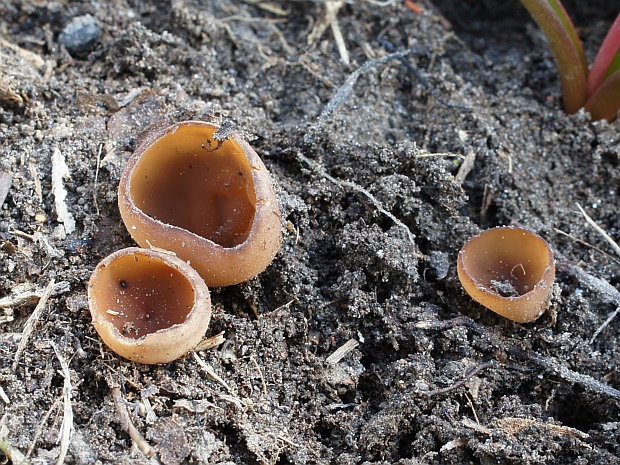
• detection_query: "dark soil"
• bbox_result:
[0,1,619,464]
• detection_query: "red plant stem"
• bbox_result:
[588,13,620,95]
[584,70,620,121]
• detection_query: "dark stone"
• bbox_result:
[59,14,102,55]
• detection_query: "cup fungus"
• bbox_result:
[88,247,211,364]
[457,226,555,323]
[118,121,282,287]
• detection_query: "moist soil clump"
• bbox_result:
[0,1,619,464]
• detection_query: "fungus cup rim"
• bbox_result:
[457,226,556,323]
[88,247,212,364]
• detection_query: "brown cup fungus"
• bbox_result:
[457,227,555,323]
[118,121,282,287]
[88,247,211,364]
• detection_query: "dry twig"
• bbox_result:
[419,360,495,397]
[14,279,55,369]
[109,382,157,459]
[576,203,620,258]
[416,316,620,400]
[50,342,74,465]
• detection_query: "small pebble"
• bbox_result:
[59,15,102,55]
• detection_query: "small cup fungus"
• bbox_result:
[118,121,282,287]
[88,247,211,364]
[457,226,555,323]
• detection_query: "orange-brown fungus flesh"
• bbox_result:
[457,227,555,323]
[118,121,282,287]
[92,251,195,338]
[88,247,211,364]
[130,128,257,248]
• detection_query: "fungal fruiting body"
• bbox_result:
[457,227,555,323]
[118,121,282,287]
[88,247,211,364]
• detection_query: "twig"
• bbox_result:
[110,384,157,459]
[556,260,620,344]
[250,355,268,396]
[554,228,620,265]
[296,151,421,254]
[26,398,61,462]
[417,316,620,400]
[14,279,55,369]
[193,352,237,396]
[305,48,413,139]
[419,360,495,397]
[378,39,472,110]
[556,260,620,306]
[50,342,73,465]
[0,385,9,404]
[326,339,360,365]
[576,203,620,258]
[588,307,620,345]
[325,0,349,64]
[454,151,476,185]
[93,143,103,216]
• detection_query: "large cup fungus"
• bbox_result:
[88,247,212,364]
[118,121,282,287]
[457,226,555,323]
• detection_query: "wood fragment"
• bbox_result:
[194,331,226,351]
[0,171,12,206]
[193,352,237,396]
[576,203,620,258]
[454,151,476,185]
[0,385,9,404]
[325,0,349,64]
[14,279,55,369]
[50,342,74,465]
[51,148,76,234]
[417,315,620,400]
[110,385,157,459]
[418,360,495,397]
[326,339,359,365]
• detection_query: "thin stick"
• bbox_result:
[14,279,55,369]
[26,398,61,461]
[588,307,620,345]
[50,342,73,465]
[193,352,237,396]
[93,143,103,216]
[419,361,495,397]
[297,151,421,255]
[325,0,349,64]
[378,39,472,110]
[250,355,268,396]
[554,228,620,265]
[576,203,620,258]
[110,385,156,458]
[306,48,413,139]
[418,315,620,400]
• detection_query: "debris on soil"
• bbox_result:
[0,0,618,463]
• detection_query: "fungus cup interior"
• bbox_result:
[91,250,196,338]
[130,124,257,248]
[457,227,555,323]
